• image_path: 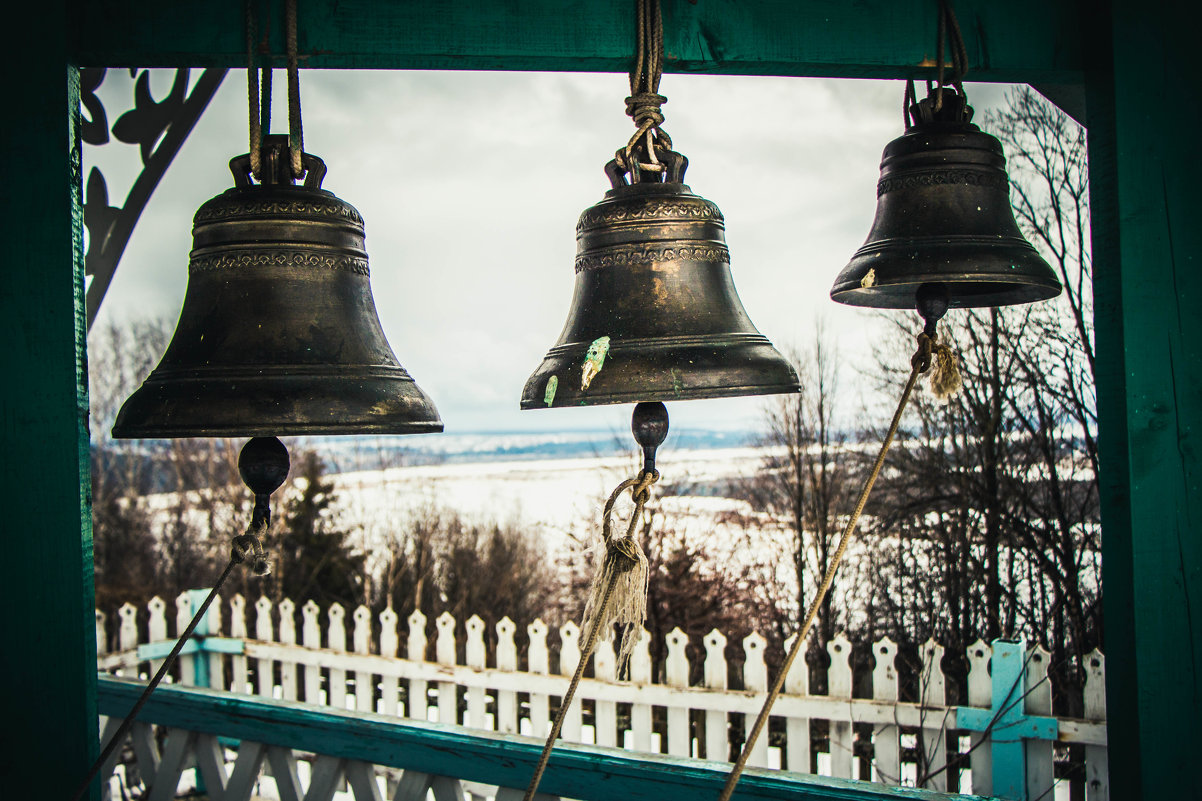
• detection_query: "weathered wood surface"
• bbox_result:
[99,595,1108,798]
[97,675,985,801]
[67,0,1082,84]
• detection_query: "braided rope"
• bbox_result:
[285,0,304,177]
[716,329,935,801]
[618,0,673,180]
[522,469,658,801]
[246,0,261,177]
[934,0,969,112]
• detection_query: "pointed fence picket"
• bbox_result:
[920,639,948,792]
[827,633,854,779]
[98,594,1109,800]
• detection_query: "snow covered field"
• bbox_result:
[328,446,779,558]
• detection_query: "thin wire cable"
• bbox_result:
[285,0,303,177]
[71,531,267,801]
[716,331,935,801]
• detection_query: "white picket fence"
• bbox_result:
[96,593,1109,800]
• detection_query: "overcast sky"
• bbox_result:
[87,69,1016,434]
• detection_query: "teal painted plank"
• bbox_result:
[137,636,244,660]
[0,17,97,801]
[68,0,1083,83]
[98,676,993,801]
[1087,0,1202,798]
[956,709,1058,743]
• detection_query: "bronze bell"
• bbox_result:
[113,136,442,438]
[831,88,1061,309]
[522,156,799,409]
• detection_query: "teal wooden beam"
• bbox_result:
[136,636,244,661]
[68,0,1082,84]
[97,676,986,801]
[1087,0,1201,798]
[0,5,96,799]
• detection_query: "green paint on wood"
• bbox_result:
[137,636,244,661]
[67,0,1082,83]
[956,641,1059,800]
[98,676,990,801]
[1088,1,1202,798]
[0,46,97,801]
[10,3,1193,799]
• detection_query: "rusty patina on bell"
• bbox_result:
[113,137,442,438]
[832,89,1061,309]
[522,157,799,409]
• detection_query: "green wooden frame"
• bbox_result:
[1,1,1196,799]
[98,675,976,801]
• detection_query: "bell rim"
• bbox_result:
[112,371,443,439]
[111,420,445,439]
[541,331,775,357]
[520,336,801,410]
[519,379,800,410]
[830,281,1063,310]
[832,238,1062,309]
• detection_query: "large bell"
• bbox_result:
[113,137,442,438]
[831,89,1061,309]
[521,158,799,409]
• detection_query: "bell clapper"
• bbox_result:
[71,439,288,800]
[631,401,669,476]
[915,281,950,338]
[235,436,291,574]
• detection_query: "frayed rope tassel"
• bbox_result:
[582,533,649,670]
[927,333,962,401]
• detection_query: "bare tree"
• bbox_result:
[859,87,1098,722]
[745,327,861,650]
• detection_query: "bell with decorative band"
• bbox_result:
[831,87,1061,310]
[112,135,442,438]
[521,154,799,409]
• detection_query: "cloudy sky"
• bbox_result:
[87,69,1016,434]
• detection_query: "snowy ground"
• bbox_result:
[328,446,776,554]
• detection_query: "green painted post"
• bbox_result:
[956,641,1058,800]
[1087,0,1202,798]
[187,589,214,689]
[186,590,212,801]
[0,9,97,801]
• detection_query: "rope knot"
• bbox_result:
[631,469,659,504]
[909,330,962,400]
[606,534,644,571]
[232,530,271,576]
[912,332,935,373]
[625,92,667,128]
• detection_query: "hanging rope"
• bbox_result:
[246,0,304,180]
[71,527,270,801]
[285,0,304,177]
[246,0,262,177]
[933,0,969,112]
[521,469,659,801]
[716,327,944,801]
[618,0,673,181]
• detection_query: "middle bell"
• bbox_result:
[521,159,800,409]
